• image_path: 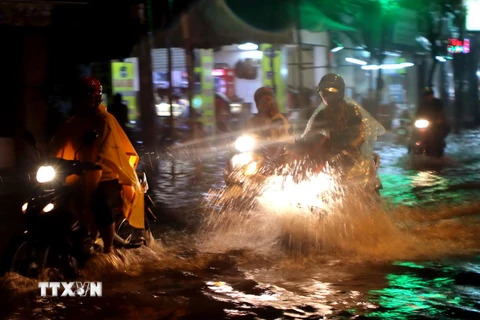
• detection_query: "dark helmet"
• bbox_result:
[73,76,103,99]
[317,73,345,106]
[254,86,275,104]
[423,87,434,96]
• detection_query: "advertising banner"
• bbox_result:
[199,49,215,133]
[111,62,137,121]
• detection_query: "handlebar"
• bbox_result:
[44,157,102,171]
[80,161,103,171]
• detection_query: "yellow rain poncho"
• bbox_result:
[50,104,145,229]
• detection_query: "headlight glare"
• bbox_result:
[415,119,429,129]
[43,203,55,213]
[235,135,256,153]
[36,166,56,183]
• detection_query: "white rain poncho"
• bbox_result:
[302,97,386,187]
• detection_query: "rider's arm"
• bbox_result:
[83,123,111,209]
[270,115,293,140]
[346,113,366,150]
[299,112,328,156]
[330,111,365,165]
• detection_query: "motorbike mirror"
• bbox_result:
[24,130,37,147]
[83,130,99,145]
[216,121,229,133]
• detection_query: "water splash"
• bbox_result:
[199,168,480,263]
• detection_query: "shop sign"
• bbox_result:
[447,38,470,54]
[112,62,135,91]
[264,47,278,58]
[111,62,137,121]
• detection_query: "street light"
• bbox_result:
[330,40,343,52]
[345,57,367,65]
[238,43,259,51]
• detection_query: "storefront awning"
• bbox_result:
[225,0,356,33]
[151,0,355,49]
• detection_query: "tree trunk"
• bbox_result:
[468,38,480,125]
[453,12,466,133]
[167,47,175,140]
[137,2,156,148]
[427,59,438,87]
[374,54,385,120]
[182,13,195,138]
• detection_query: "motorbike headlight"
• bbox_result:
[21,202,28,213]
[244,162,258,176]
[43,203,55,213]
[36,166,56,183]
[231,153,253,168]
[235,135,256,153]
[415,119,429,129]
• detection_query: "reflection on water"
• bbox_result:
[3,131,480,318]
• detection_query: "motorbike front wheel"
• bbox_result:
[9,241,79,280]
[115,215,154,248]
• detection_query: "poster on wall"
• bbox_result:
[260,44,286,113]
[111,62,137,122]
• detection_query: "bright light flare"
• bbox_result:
[415,119,429,129]
[258,172,339,212]
[238,42,258,51]
[22,202,28,213]
[245,162,258,176]
[36,166,56,183]
[231,153,253,168]
[345,58,367,65]
[235,135,256,153]
[43,203,54,213]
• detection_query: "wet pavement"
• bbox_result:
[2,130,480,319]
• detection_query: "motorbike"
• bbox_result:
[2,130,156,279]
[220,122,382,208]
[408,118,446,157]
[395,116,412,145]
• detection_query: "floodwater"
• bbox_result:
[2,130,480,319]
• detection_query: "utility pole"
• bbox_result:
[182,13,196,139]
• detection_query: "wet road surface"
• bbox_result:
[2,130,480,319]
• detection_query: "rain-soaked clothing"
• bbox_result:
[49,104,145,229]
[301,97,385,184]
[270,113,294,142]
[247,113,294,143]
[247,114,271,138]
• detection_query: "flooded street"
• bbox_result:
[3,130,480,319]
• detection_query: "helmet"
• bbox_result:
[317,73,345,106]
[254,86,275,104]
[423,87,434,96]
[73,76,103,99]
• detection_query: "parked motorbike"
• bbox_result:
[408,118,446,157]
[2,130,156,279]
